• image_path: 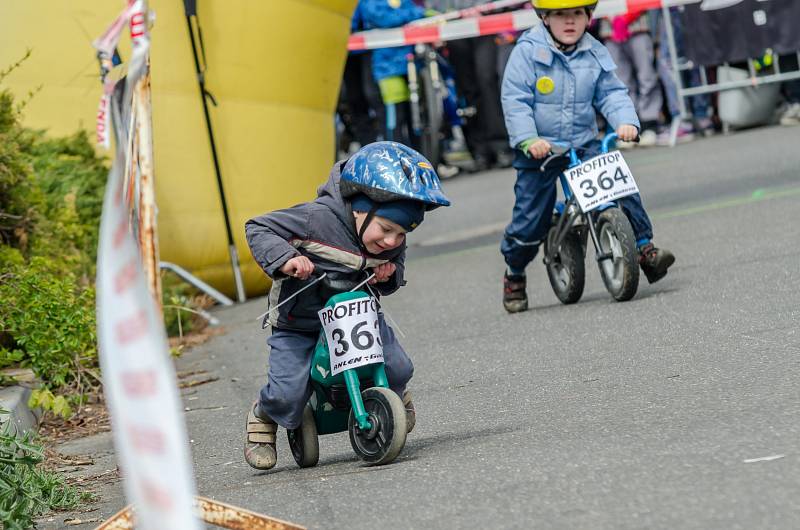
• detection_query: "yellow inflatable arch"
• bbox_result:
[0,0,355,297]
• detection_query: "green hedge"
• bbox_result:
[0,74,106,403]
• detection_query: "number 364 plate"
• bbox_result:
[563,151,639,213]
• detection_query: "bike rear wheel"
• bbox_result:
[545,225,586,304]
[596,208,639,301]
[287,404,319,468]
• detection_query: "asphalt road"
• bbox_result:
[46,125,800,529]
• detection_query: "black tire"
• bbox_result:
[595,207,639,301]
[419,66,443,168]
[348,387,407,465]
[545,225,586,304]
[287,404,319,468]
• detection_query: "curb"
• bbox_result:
[0,385,40,437]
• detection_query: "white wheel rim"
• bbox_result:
[600,224,624,291]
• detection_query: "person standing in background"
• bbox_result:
[777,53,800,126]
[599,10,662,146]
[359,0,427,147]
[339,3,386,150]
[427,0,514,170]
[653,6,715,144]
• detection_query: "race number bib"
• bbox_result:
[563,151,639,213]
[318,296,384,376]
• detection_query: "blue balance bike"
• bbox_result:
[287,282,407,468]
[542,133,640,303]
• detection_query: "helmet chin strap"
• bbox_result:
[357,205,380,253]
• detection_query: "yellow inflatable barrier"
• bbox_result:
[0,0,355,297]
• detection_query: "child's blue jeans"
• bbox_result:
[501,160,654,273]
[258,315,413,430]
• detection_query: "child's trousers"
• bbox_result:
[258,315,413,430]
[501,164,654,272]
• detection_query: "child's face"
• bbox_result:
[544,8,589,46]
[354,212,407,255]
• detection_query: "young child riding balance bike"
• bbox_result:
[243,142,451,470]
[500,0,675,313]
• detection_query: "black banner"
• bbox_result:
[681,0,800,66]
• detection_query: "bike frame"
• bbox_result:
[407,44,471,145]
[309,290,390,433]
[407,44,445,136]
[543,133,621,268]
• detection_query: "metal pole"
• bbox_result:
[184,11,246,302]
[160,261,234,306]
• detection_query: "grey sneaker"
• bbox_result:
[244,402,278,470]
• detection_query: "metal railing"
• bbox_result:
[662,5,800,145]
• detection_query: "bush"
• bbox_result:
[0,56,212,420]
[0,414,81,529]
[0,59,105,411]
[0,255,97,391]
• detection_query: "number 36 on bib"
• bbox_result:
[563,151,639,213]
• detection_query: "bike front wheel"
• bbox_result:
[348,387,407,465]
[595,208,639,301]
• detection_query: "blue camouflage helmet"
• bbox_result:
[340,142,451,209]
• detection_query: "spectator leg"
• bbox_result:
[473,35,510,159]
[629,33,663,128]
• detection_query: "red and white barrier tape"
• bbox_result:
[409,0,530,26]
[93,2,139,148]
[95,2,200,529]
[348,0,701,51]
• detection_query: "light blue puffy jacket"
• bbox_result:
[501,24,640,150]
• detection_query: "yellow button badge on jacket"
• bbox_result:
[536,76,555,95]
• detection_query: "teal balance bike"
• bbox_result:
[287,287,407,468]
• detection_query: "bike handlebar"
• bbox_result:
[540,132,639,171]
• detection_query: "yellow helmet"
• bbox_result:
[531,0,598,16]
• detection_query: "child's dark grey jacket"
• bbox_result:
[246,161,406,332]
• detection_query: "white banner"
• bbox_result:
[95,2,200,529]
[319,297,384,376]
[563,151,639,213]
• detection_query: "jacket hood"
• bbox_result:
[315,160,352,228]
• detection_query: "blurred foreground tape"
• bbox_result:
[94,496,306,530]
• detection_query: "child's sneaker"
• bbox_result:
[694,116,716,137]
[638,129,658,147]
[638,243,675,284]
[244,402,278,470]
[503,272,528,313]
[779,102,800,126]
[656,121,695,146]
[402,391,415,433]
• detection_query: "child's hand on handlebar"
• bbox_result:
[369,263,396,284]
[527,139,552,159]
[616,124,638,142]
[280,256,315,280]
